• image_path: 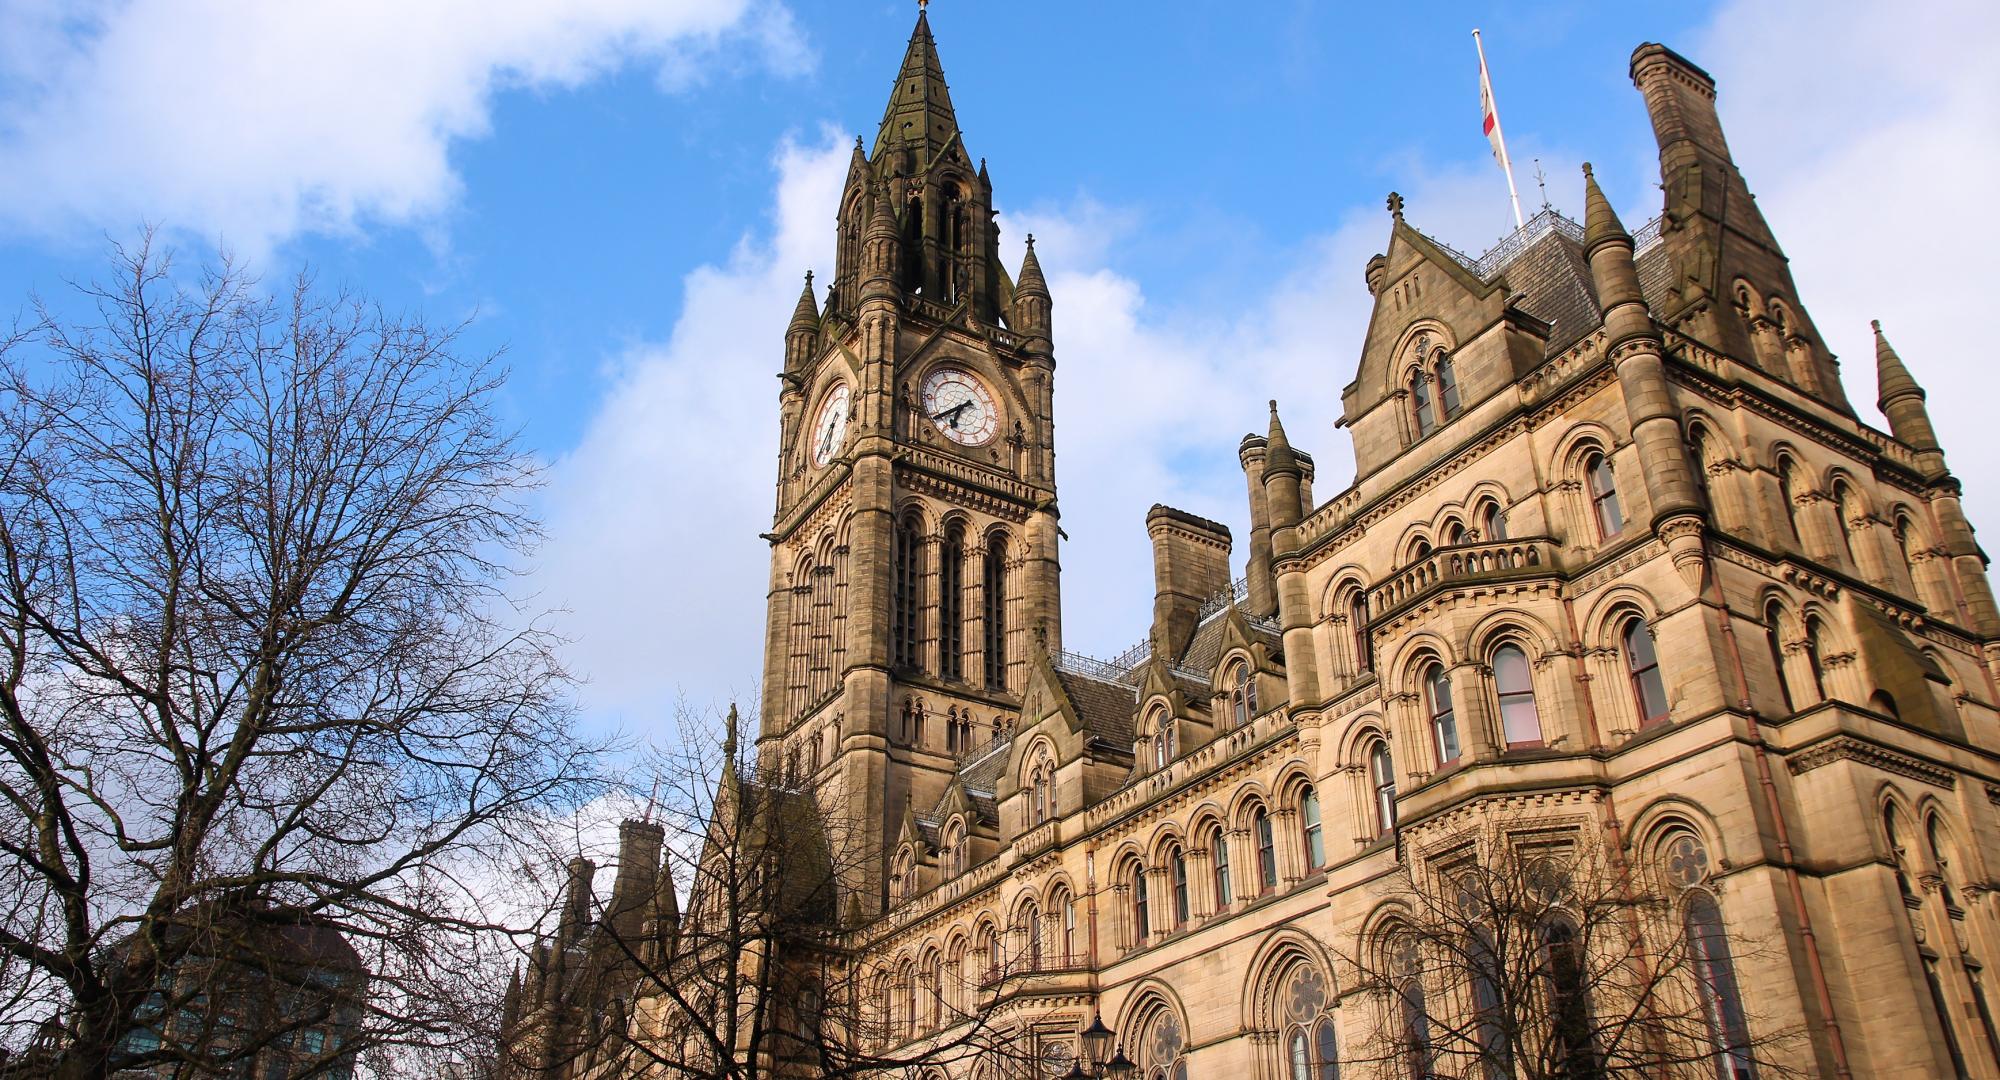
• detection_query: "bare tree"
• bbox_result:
[0,235,608,1079]
[500,702,1041,1080]
[1343,819,1801,1080]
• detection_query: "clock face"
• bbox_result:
[919,367,999,446]
[810,383,850,466]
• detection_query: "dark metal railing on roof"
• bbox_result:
[1632,214,1665,254]
[1470,209,1585,279]
[1063,577,1277,687]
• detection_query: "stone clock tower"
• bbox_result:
[758,9,1060,917]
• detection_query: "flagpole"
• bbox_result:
[1473,29,1526,230]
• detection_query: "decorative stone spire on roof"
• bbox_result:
[1873,319,1922,410]
[1263,400,1300,478]
[1581,162,1630,254]
[788,272,821,333]
[1014,235,1048,299]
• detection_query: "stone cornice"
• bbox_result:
[1786,735,1957,789]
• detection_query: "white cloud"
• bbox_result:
[1691,0,2000,539]
[0,0,809,255]
[533,129,845,734]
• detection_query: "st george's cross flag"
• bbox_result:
[1473,29,1525,228]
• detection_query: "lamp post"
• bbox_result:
[1063,1014,1136,1080]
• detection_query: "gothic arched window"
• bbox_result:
[1803,615,1829,700]
[1299,786,1325,870]
[1424,662,1459,765]
[1056,887,1078,966]
[983,532,1009,690]
[1370,742,1397,837]
[1210,823,1233,908]
[1130,862,1151,946]
[1436,354,1461,419]
[1229,661,1254,728]
[1586,451,1624,540]
[1017,900,1042,971]
[1169,844,1191,928]
[1493,643,1542,747]
[1541,920,1600,1078]
[1483,501,1508,541]
[1281,964,1338,1080]
[1623,618,1669,727]
[1763,601,1796,714]
[1350,592,1373,673]
[939,523,965,681]
[1139,1007,1188,1080]
[1411,371,1436,439]
[1255,806,1279,893]
[892,513,926,672]
[1149,706,1175,770]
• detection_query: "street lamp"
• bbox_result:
[1067,1014,1135,1079]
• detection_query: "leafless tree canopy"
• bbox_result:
[0,236,605,1079]
[501,704,1038,1080]
[1343,821,1798,1080]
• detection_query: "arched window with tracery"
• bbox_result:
[975,922,999,985]
[1586,451,1624,540]
[1623,617,1669,728]
[1138,1007,1189,1080]
[1423,662,1459,766]
[892,512,925,672]
[941,821,965,877]
[1389,935,1431,1080]
[1026,747,1056,825]
[1229,661,1256,728]
[1210,823,1233,909]
[983,531,1009,689]
[1299,787,1325,870]
[1148,706,1175,770]
[1660,829,1754,1079]
[939,523,965,680]
[1493,643,1542,747]
[1255,806,1278,893]
[1482,501,1508,541]
[1280,963,1339,1080]
[1369,742,1397,837]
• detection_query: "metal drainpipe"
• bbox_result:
[1703,536,1854,1078]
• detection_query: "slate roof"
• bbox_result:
[1054,668,1137,747]
[1177,607,1283,677]
[1499,227,1603,355]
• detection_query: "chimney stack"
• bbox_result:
[1147,505,1233,663]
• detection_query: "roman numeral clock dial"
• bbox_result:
[810,383,850,467]
[919,367,999,447]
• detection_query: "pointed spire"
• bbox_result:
[873,8,960,166]
[1014,235,1048,299]
[866,184,900,242]
[502,962,523,1028]
[788,272,820,332]
[722,702,739,763]
[1873,318,1922,408]
[1263,400,1300,478]
[1581,162,1630,253]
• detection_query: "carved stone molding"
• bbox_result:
[1786,736,1956,789]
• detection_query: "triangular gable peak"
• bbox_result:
[1343,206,1567,480]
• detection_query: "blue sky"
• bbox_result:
[2,0,1995,740]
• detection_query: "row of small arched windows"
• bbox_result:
[1124,788,1326,946]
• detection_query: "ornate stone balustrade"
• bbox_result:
[1367,537,1560,620]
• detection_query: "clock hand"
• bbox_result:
[931,400,973,428]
